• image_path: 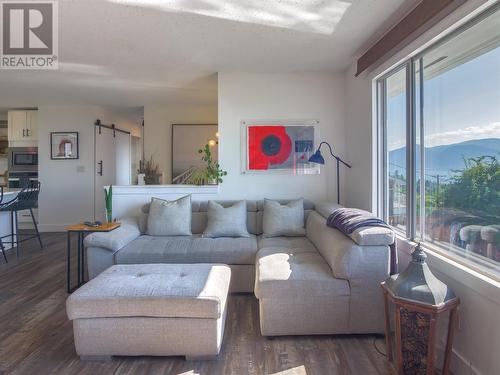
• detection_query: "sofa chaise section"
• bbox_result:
[306,210,392,333]
[255,244,350,336]
[254,207,392,336]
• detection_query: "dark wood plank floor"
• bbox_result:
[0,232,393,375]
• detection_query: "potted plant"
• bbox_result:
[104,185,113,222]
[185,168,207,185]
[138,156,162,185]
[198,143,227,185]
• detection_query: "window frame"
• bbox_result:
[376,3,500,279]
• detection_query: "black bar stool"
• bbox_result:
[0,181,42,261]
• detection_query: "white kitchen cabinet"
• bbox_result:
[8,110,38,145]
[8,111,26,141]
[25,111,38,141]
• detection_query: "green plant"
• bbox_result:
[184,168,207,185]
[198,143,227,183]
[138,155,160,176]
[443,155,500,217]
[104,185,112,222]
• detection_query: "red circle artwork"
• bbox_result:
[248,126,292,170]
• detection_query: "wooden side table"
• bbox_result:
[66,222,120,293]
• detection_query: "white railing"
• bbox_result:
[172,166,196,184]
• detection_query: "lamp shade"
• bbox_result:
[308,150,325,164]
[384,243,456,306]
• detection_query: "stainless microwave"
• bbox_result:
[8,147,38,172]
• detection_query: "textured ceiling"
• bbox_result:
[0,0,415,108]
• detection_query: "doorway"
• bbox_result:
[94,122,131,221]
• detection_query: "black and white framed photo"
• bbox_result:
[50,132,79,160]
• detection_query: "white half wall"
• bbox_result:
[143,104,218,184]
[217,72,346,202]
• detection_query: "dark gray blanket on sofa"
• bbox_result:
[327,208,398,275]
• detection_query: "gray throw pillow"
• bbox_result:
[146,195,192,236]
[262,198,306,237]
[203,201,250,238]
[138,212,148,234]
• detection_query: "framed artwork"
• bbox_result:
[50,132,79,160]
[241,120,320,174]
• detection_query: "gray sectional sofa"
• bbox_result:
[85,199,394,336]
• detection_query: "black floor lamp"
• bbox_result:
[308,141,352,204]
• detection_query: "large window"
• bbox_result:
[378,5,500,279]
[384,67,408,232]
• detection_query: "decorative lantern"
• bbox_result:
[381,243,460,375]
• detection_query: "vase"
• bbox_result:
[207,178,218,185]
[137,173,145,185]
[145,173,162,185]
[106,209,113,223]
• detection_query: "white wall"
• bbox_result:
[38,105,138,231]
[344,65,375,211]
[38,105,108,231]
[217,72,345,202]
[116,120,142,138]
[342,1,499,374]
[144,104,218,183]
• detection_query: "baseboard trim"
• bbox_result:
[450,347,483,375]
[439,344,484,375]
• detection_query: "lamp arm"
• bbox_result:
[317,142,352,168]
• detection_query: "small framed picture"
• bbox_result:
[51,132,79,160]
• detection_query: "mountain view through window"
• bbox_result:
[382,8,500,277]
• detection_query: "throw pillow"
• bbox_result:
[262,198,306,237]
[203,200,250,238]
[146,195,192,236]
[138,212,148,234]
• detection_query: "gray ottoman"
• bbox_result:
[66,263,231,360]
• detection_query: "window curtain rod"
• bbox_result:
[355,0,466,76]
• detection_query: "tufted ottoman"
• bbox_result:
[66,263,231,361]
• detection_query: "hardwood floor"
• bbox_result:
[0,232,393,375]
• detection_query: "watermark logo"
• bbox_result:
[0,1,58,69]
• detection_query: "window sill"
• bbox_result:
[396,235,500,305]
